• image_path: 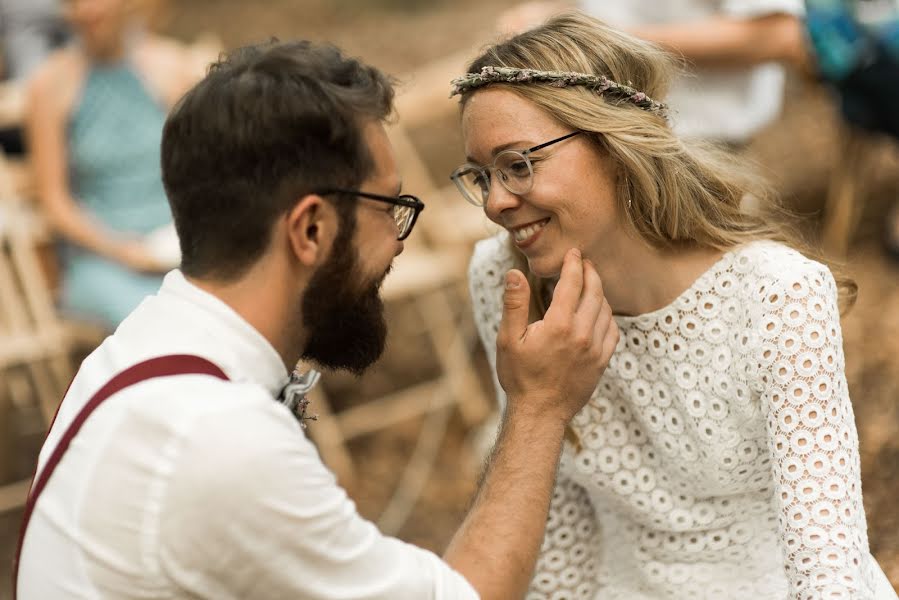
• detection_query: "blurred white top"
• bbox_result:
[143,222,182,270]
[17,270,479,599]
[581,0,805,142]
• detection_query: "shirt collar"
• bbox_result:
[156,270,291,397]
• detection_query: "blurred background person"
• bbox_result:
[803,0,899,259]
[497,0,807,146]
[25,0,195,328]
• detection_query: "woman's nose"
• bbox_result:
[483,179,522,223]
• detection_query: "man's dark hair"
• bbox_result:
[161,40,395,280]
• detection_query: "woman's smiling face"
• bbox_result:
[461,88,621,277]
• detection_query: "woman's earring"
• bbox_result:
[623,174,633,211]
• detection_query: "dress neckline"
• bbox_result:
[538,242,763,324]
[612,245,743,323]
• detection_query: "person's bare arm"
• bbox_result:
[445,249,618,600]
[25,55,163,272]
[497,5,808,71]
[631,13,808,69]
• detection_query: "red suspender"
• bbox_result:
[12,355,229,599]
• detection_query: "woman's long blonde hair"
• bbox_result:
[460,11,856,315]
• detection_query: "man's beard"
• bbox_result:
[300,230,390,375]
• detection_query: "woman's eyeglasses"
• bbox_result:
[449,131,582,207]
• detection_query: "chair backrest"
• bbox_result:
[0,151,68,372]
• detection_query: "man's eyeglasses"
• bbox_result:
[450,131,582,207]
[316,189,425,241]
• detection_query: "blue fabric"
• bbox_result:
[804,0,868,80]
[61,61,171,327]
[804,0,899,139]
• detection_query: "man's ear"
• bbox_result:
[285,194,335,267]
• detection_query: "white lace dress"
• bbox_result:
[468,234,897,600]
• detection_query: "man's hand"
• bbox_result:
[444,249,617,599]
[496,248,618,424]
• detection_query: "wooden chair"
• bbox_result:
[0,152,75,513]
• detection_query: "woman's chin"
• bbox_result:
[526,257,563,280]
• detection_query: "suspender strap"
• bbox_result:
[12,354,229,599]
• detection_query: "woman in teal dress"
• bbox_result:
[26,0,199,328]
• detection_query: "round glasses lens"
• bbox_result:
[453,166,490,206]
[494,150,533,195]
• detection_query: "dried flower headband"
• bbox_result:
[450,66,669,118]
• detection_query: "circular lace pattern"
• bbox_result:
[470,236,880,600]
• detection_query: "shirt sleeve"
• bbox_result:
[157,394,479,600]
[722,0,805,19]
[755,262,878,599]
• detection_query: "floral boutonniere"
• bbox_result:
[278,369,321,428]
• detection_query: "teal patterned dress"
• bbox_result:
[62,61,173,327]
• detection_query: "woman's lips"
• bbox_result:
[510,218,550,249]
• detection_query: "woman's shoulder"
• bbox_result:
[733,240,832,281]
[731,240,837,308]
[135,34,206,106]
[26,46,85,116]
[139,33,194,69]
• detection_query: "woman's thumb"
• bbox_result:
[499,269,530,338]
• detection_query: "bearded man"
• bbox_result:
[14,40,618,599]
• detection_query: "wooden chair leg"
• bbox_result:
[0,373,32,513]
[26,360,61,426]
[416,288,491,426]
[0,478,30,513]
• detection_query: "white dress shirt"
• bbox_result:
[17,270,479,599]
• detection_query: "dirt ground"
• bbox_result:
[2,0,898,596]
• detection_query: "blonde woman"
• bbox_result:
[453,12,896,600]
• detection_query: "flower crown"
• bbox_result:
[449,66,669,118]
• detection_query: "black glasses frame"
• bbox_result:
[316,188,425,241]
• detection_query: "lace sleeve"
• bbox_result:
[756,263,876,599]
[525,477,600,600]
[468,237,510,412]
